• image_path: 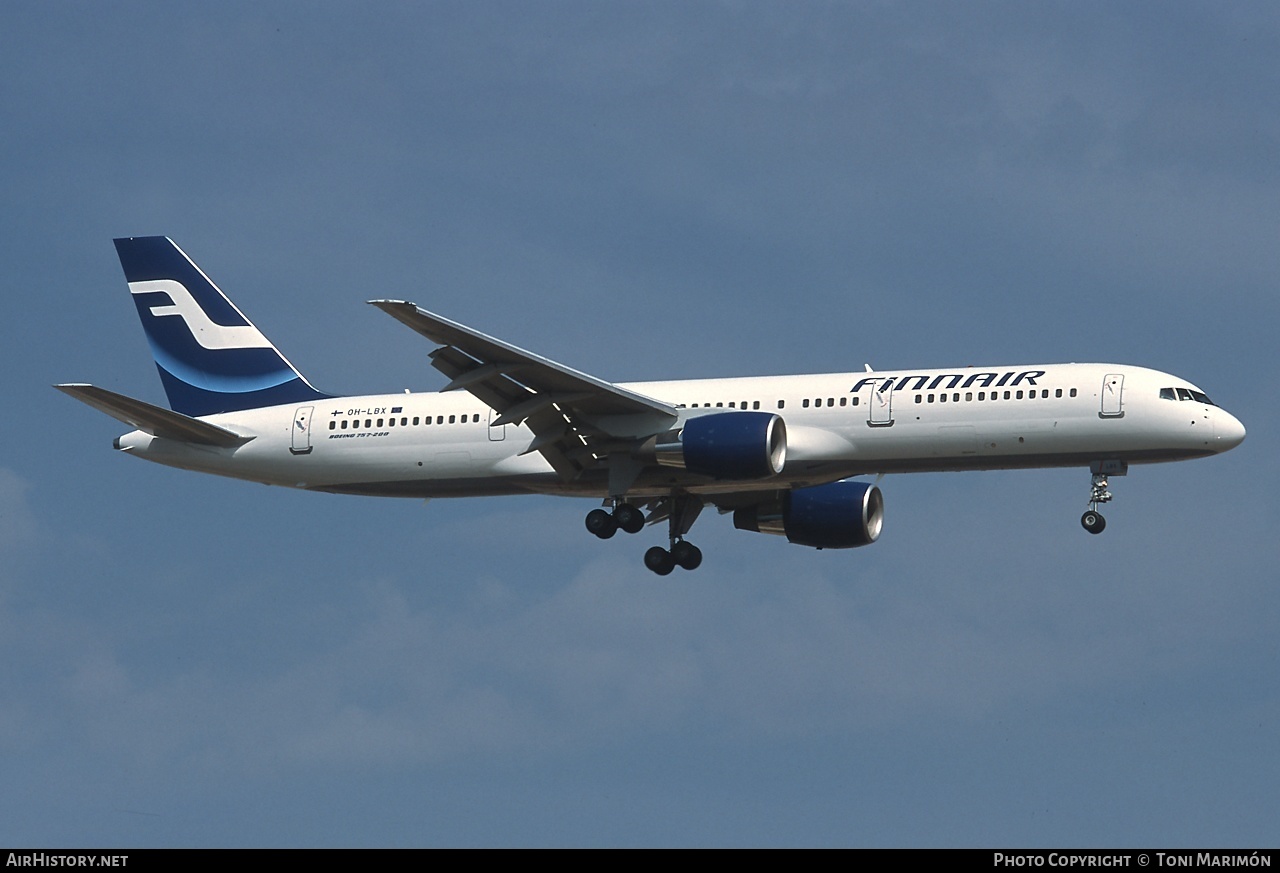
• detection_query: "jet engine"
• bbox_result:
[650,412,786,480]
[733,480,884,549]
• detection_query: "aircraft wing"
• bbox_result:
[55,384,252,448]
[369,300,678,479]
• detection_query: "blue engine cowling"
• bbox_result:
[654,412,786,480]
[733,480,884,549]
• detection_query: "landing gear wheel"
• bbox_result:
[670,540,703,571]
[613,503,645,534]
[586,508,618,539]
[1081,510,1106,535]
[644,546,675,576]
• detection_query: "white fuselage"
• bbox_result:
[114,362,1246,499]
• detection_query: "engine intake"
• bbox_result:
[734,480,884,549]
[651,412,786,480]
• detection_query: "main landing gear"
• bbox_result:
[584,502,645,538]
[643,540,702,575]
[585,495,705,574]
[1081,471,1113,535]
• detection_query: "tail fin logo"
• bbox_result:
[129,279,274,351]
[113,235,331,416]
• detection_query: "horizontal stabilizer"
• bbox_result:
[55,384,252,447]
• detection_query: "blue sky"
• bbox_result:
[2,1,1276,846]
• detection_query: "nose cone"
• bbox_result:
[1215,411,1246,452]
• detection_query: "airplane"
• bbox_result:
[58,237,1246,574]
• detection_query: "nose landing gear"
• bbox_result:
[1081,461,1126,535]
[1081,466,1118,534]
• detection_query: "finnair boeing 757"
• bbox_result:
[58,237,1246,574]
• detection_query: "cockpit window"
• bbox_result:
[1161,386,1216,405]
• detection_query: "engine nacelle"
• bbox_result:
[733,480,884,549]
[651,412,786,480]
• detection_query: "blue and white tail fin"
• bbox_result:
[114,237,330,416]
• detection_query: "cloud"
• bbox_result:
[25,497,1257,783]
[0,468,37,555]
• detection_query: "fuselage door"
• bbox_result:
[868,380,894,427]
[290,405,314,454]
[488,407,506,441]
[1100,374,1125,418]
